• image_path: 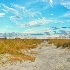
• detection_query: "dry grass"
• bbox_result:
[6,54,35,62]
[0,38,42,63]
[0,38,70,63]
[47,39,70,48]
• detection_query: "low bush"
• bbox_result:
[47,39,70,49]
[56,43,61,48]
[68,42,70,49]
[62,43,68,48]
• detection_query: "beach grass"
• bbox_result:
[0,38,70,63]
[0,38,42,63]
[48,39,70,48]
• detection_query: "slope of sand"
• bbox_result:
[0,41,70,70]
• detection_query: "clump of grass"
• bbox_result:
[56,43,61,48]
[6,54,35,62]
[47,39,70,49]
[62,43,68,48]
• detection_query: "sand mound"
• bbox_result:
[0,41,70,70]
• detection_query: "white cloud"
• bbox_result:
[49,0,53,4]
[2,9,8,13]
[51,13,53,15]
[12,4,42,18]
[18,17,53,27]
[62,11,70,17]
[23,27,50,33]
[2,4,19,15]
[10,14,70,28]
[10,16,19,25]
[28,17,47,25]
[6,26,17,28]
[60,0,70,18]
[23,27,54,35]
[37,0,53,6]
[0,13,5,17]
[12,4,25,11]
[5,4,43,27]
[1,2,70,29]
[61,0,70,10]
[10,16,15,22]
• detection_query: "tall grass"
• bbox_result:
[0,38,42,63]
[48,39,70,48]
[0,38,70,63]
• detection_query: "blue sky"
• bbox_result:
[0,0,70,33]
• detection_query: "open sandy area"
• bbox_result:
[0,41,70,70]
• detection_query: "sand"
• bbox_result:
[0,41,70,70]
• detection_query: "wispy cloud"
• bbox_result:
[49,0,53,4]
[0,13,5,17]
[17,18,70,28]
[49,0,53,6]
[2,4,19,16]
[0,0,70,33]
[1,4,42,27]
[12,4,42,18]
[38,0,53,6]
[61,0,70,10]
[62,11,70,17]
[23,27,52,33]
[10,13,70,28]
[3,4,42,27]
[14,17,57,28]
[6,26,18,28]
[60,0,70,18]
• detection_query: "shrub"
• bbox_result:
[68,42,70,49]
[56,43,61,48]
[62,43,68,48]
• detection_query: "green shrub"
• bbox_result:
[62,43,68,48]
[56,43,61,48]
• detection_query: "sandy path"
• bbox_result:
[0,41,70,70]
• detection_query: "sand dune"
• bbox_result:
[0,41,70,70]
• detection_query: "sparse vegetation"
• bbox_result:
[62,43,68,48]
[0,38,70,64]
[48,39,70,49]
[0,38,42,63]
[56,43,61,48]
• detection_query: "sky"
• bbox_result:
[0,0,70,33]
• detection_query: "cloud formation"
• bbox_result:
[1,4,43,28]
[0,0,70,33]
[62,11,70,17]
[0,13,5,17]
[61,0,70,10]
[2,4,19,15]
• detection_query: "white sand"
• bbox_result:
[0,41,70,70]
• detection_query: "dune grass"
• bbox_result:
[0,38,70,63]
[0,38,42,63]
[47,39,70,49]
